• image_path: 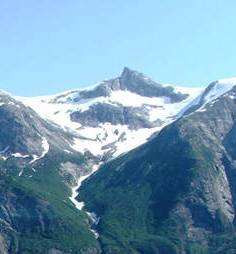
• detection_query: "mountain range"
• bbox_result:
[1,68,236,253]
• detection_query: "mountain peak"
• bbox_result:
[121,66,134,75]
[120,67,146,80]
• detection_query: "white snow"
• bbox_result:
[176,91,204,117]
[203,79,236,105]
[29,155,40,164]
[19,97,82,131]
[11,153,29,158]
[71,137,103,156]
[16,78,236,166]
[41,137,50,156]
[69,164,100,210]
[29,136,50,164]
[63,149,72,154]
[70,124,167,158]
[188,78,236,113]
[109,90,169,107]
[19,87,202,133]
[17,84,204,159]
[174,79,236,116]
[69,164,101,238]
[112,126,161,157]
[229,95,235,99]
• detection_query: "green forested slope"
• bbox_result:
[80,87,236,254]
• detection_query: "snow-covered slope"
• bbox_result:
[21,70,236,161]
[182,78,236,114]
[19,68,203,159]
[200,78,236,105]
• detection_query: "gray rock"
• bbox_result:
[52,67,188,104]
[70,102,157,129]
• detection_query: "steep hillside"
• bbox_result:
[0,92,100,253]
[79,80,236,253]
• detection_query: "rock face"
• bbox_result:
[119,67,188,102]
[52,67,188,103]
[0,92,75,160]
[70,103,155,129]
[79,83,236,253]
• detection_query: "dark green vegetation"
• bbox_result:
[0,150,100,254]
[80,87,236,253]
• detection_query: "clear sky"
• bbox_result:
[1,0,236,96]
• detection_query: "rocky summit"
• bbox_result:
[1,68,236,253]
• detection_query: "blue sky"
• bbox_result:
[1,0,236,96]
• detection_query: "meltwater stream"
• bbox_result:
[69,164,100,238]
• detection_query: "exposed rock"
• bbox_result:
[70,103,156,129]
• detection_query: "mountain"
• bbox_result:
[19,67,202,159]
[79,77,236,253]
[2,67,236,253]
[0,92,101,253]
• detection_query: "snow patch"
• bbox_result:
[69,164,100,210]
[12,153,29,158]
[191,79,236,113]
[69,164,101,238]
[63,149,72,154]
[203,80,236,105]
[229,95,235,99]
[71,137,103,156]
[29,137,50,164]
